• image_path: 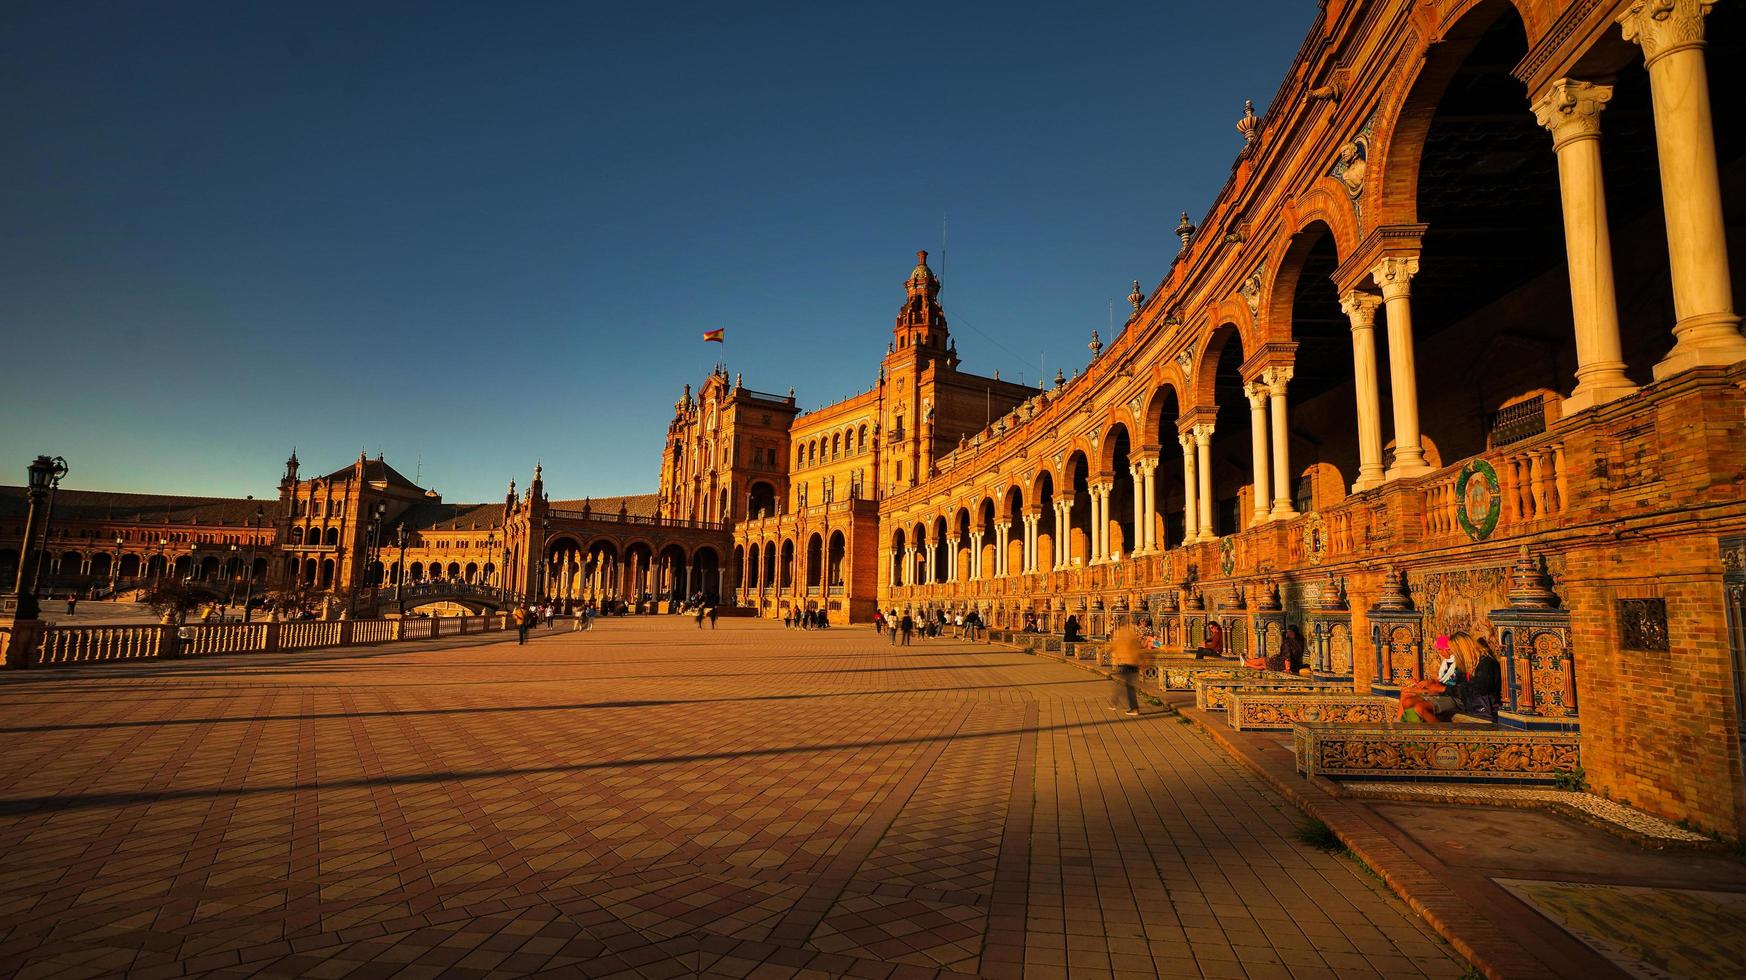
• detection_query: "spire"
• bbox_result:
[284,448,300,483]
[894,249,948,346]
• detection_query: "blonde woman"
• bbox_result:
[1399,632,1481,723]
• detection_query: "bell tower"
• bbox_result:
[892,250,950,357]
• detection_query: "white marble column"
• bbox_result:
[994,522,1011,576]
[946,536,960,583]
[1534,78,1638,413]
[1179,433,1199,545]
[1193,423,1216,540]
[1620,0,1746,378]
[1266,366,1297,519]
[969,531,984,580]
[1142,459,1159,552]
[1340,291,1387,491]
[1244,380,1272,525]
[1373,257,1432,478]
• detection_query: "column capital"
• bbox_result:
[1178,432,1196,453]
[1192,422,1215,444]
[995,520,1011,532]
[1533,78,1613,150]
[1262,364,1294,396]
[1371,256,1419,299]
[1618,0,1715,67]
[1339,290,1383,327]
[1243,380,1269,408]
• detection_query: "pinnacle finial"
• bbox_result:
[1236,99,1260,148]
[1176,212,1197,253]
[1128,279,1144,312]
[1088,330,1103,359]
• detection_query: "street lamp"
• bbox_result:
[498,535,509,605]
[111,535,123,594]
[155,536,168,586]
[227,543,240,606]
[394,524,408,616]
[188,542,199,583]
[6,455,63,618]
[366,501,386,616]
[26,455,68,600]
[539,518,550,601]
[242,504,263,623]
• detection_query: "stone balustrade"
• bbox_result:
[3,613,512,669]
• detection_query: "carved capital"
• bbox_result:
[1339,290,1383,329]
[1371,256,1419,299]
[1618,0,1715,66]
[1533,78,1613,150]
[1263,365,1294,396]
[1178,432,1196,454]
[1192,422,1216,444]
[1243,380,1269,409]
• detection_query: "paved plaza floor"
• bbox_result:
[0,618,1475,979]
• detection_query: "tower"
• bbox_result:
[881,251,957,492]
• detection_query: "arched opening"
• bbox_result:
[1033,472,1057,571]
[410,561,425,581]
[1204,325,1252,536]
[779,539,795,590]
[1065,451,1090,565]
[890,528,907,586]
[694,546,720,602]
[658,544,687,603]
[1273,223,1361,508]
[1104,424,1134,557]
[1003,487,1024,574]
[324,527,339,546]
[289,526,304,545]
[827,531,846,590]
[119,553,140,579]
[464,561,478,583]
[910,521,928,584]
[737,544,750,592]
[1145,385,1186,547]
[319,559,335,587]
[748,481,776,519]
[953,507,972,581]
[978,499,997,577]
[931,515,949,582]
[761,541,776,591]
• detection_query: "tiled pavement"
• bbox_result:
[0,619,1469,979]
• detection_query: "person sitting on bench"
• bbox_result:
[1063,615,1084,644]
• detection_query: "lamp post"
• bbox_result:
[498,536,509,606]
[242,504,263,623]
[155,536,168,586]
[227,543,240,607]
[539,519,550,602]
[111,535,123,594]
[6,455,63,619]
[394,524,408,616]
[26,456,68,600]
[188,542,199,583]
[366,501,386,617]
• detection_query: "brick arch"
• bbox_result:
[1138,378,1188,451]
[1370,0,1529,227]
[1264,211,1351,345]
[1097,419,1135,476]
[1190,321,1248,413]
[1029,464,1057,504]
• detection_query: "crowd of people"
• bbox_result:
[869,606,983,644]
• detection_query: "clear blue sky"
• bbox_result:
[1,0,1314,503]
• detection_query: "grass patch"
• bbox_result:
[1294,817,1344,853]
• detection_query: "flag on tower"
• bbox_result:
[702,328,725,343]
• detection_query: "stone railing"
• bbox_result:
[4,613,512,670]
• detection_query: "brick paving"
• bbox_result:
[0,618,1467,979]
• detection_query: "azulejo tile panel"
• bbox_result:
[1193,676,1332,711]
[1294,723,1581,782]
[1227,692,1395,730]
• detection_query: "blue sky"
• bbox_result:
[0,1,1315,502]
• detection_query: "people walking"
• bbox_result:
[693,603,705,629]
[1108,624,1145,716]
[707,604,718,629]
[899,609,914,646]
[874,609,885,635]
[513,603,531,645]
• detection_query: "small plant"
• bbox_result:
[1458,968,1484,980]
[1551,767,1587,792]
[1145,696,1163,707]
[1178,715,1193,724]
[1294,817,1344,853]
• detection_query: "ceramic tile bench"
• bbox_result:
[1226,691,1398,730]
[1292,722,1582,784]
[1194,674,1335,711]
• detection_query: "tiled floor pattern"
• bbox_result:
[0,621,1466,978]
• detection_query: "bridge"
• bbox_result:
[350,580,508,615]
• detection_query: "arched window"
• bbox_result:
[858,425,868,453]
[832,433,841,458]
[289,527,303,545]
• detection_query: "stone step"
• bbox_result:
[1293,722,1582,784]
